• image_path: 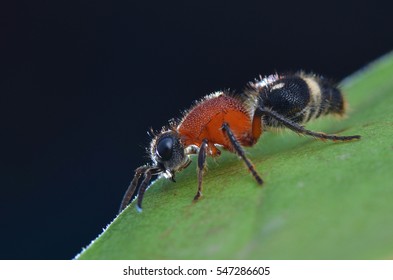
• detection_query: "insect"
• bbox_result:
[119,72,360,212]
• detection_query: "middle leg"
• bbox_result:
[194,138,208,200]
[221,122,263,185]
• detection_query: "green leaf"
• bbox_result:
[77,52,393,260]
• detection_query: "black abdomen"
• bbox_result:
[253,73,346,128]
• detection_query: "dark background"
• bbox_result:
[1,1,392,259]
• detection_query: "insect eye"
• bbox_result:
[156,136,173,161]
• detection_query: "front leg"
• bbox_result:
[195,138,208,200]
[119,165,149,213]
[136,169,154,212]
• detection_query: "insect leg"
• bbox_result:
[119,166,149,213]
[136,169,156,212]
[222,122,263,185]
[259,108,361,141]
[194,139,208,200]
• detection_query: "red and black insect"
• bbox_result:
[119,72,360,212]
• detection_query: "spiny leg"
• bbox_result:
[221,122,263,185]
[195,138,208,200]
[119,166,149,213]
[259,108,361,141]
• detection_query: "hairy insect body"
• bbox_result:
[119,72,360,212]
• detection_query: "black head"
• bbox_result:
[119,129,189,214]
[156,136,174,161]
[150,130,188,176]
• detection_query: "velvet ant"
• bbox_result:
[119,72,360,212]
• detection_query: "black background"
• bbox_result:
[1,1,392,259]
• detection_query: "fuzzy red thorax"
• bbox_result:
[177,93,262,155]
